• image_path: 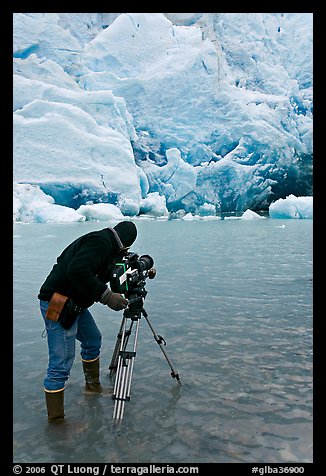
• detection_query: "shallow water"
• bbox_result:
[13,218,313,463]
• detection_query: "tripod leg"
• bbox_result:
[112,317,128,397]
[125,319,140,400]
[112,319,140,419]
[113,362,129,419]
[109,318,124,376]
[143,312,181,384]
[109,317,133,377]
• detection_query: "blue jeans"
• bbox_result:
[40,300,102,391]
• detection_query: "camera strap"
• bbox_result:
[108,227,124,250]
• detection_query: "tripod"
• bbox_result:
[109,294,181,420]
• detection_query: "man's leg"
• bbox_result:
[76,309,102,393]
[40,300,78,421]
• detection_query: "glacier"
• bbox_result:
[13,13,313,222]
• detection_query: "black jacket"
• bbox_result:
[38,228,124,309]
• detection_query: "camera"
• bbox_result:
[110,252,154,298]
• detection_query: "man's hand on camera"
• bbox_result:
[108,293,128,311]
[100,288,128,311]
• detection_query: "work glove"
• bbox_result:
[100,288,128,311]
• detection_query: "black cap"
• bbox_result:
[113,221,137,247]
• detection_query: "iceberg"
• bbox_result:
[241,209,265,220]
[76,203,124,221]
[268,194,313,219]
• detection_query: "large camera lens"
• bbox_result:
[138,254,154,272]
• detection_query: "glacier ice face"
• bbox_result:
[13,13,313,222]
[13,75,142,216]
[139,192,169,217]
[140,148,197,212]
[13,13,83,75]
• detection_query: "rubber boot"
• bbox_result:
[45,389,65,422]
[82,357,102,394]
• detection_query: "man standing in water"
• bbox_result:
[38,221,138,422]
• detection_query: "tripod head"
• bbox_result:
[124,286,148,321]
[110,250,155,320]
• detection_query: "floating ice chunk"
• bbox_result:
[202,215,221,220]
[76,203,124,221]
[241,209,265,220]
[33,204,86,223]
[269,194,313,219]
[182,213,196,221]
